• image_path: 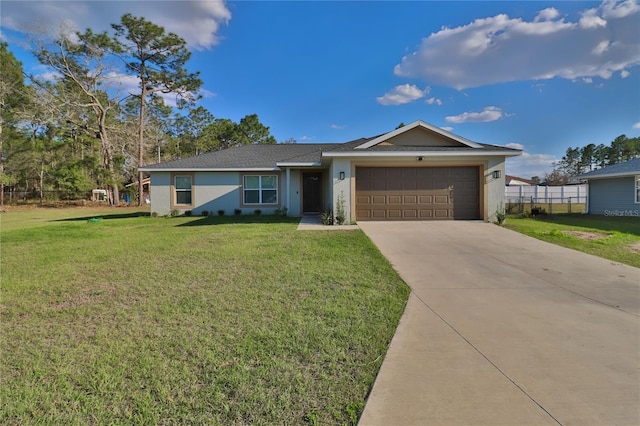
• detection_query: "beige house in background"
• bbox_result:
[139,120,521,222]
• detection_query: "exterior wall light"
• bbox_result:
[493,170,501,179]
[417,156,423,161]
[339,171,345,180]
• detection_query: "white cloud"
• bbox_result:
[425,97,442,105]
[633,122,640,129]
[330,124,346,130]
[535,8,561,22]
[393,0,640,89]
[299,135,313,141]
[621,70,631,78]
[592,40,611,54]
[505,146,558,178]
[440,126,454,132]
[376,84,429,106]
[0,1,231,50]
[579,8,607,29]
[582,77,593,84]
[445,106,506,123]
[506,142,524,150]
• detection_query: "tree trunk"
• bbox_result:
[138,83,146,207]
[0,120,4,207]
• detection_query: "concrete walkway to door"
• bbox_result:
[358,221,640,426]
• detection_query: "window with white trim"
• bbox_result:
[636,175,640,203]
[243,175,278,204]
[174,175,193,205]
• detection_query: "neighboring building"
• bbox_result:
[578,157,640,215]
[505,175,534,186]
[139,120,521,221]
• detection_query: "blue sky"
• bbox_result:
[2,0,639,178]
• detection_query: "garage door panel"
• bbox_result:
[403,210,417,218]
[356,166,480,221]
[372,195,386,204]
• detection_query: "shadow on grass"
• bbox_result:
[534,214,640,236]
[175,215,300,227]
[54,212,151,222]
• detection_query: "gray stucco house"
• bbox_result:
[139,120,521,222]
[578,157,640,216]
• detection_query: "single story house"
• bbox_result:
[505,175,534,186]
[578,157,640,216]
[139,120,521,222]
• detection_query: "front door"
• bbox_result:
[303,172,323,213]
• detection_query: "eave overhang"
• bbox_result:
[322,150,522,158]
[139,167,280,172]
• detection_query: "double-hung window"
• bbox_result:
[635,176,640,203]
[243,175,278,204]
[174,175,193,206]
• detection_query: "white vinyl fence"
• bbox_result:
[505,185,588,214]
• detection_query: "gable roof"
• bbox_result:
[578,157,640,180]
[355,120,483,149]
[139,121,521,172]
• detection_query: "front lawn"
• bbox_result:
[0,207,410,425]
[503,214,640,268]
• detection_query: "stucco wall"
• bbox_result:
[150,170,303,216]
[327,155,507,222]
[588,177,638,215]
[286,169,302,216]
[192,172,242,215]
[149,172,172,216]
[330,158,351,222]
[485,157,506,222]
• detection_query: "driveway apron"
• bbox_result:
[358,221,640,426]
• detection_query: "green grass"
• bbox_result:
[503,214,640,268]
[0,207,410,425]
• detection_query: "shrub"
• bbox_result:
[201,210,209,217]
[494,203,506,225]
[151,211,159,218]
[217,209,225,216]
[335,193,346,225]
[234,208,242,215]
[170,209,180,217]
[254,209,262,216]
[320,210,334,226]
[274,207,288,217]
[185,210,192,217]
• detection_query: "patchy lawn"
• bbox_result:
[0,207,409,425]
[503,214,640,268]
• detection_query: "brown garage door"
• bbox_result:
[356,167,480,220]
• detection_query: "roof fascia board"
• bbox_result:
[580,171,639,180]
[275,162,321,167]
[139,167,280,172]
[355,120,483,149]
[323,150,521,158]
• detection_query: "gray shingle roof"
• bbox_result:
[140,143,339,170]
[578,157,640,179]
[140,135,520,171]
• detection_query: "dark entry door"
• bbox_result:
[303,172,323,213]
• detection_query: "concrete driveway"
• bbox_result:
[358,221,640,426]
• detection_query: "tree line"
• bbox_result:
[0,15,278,206]
[540,135,640,185]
